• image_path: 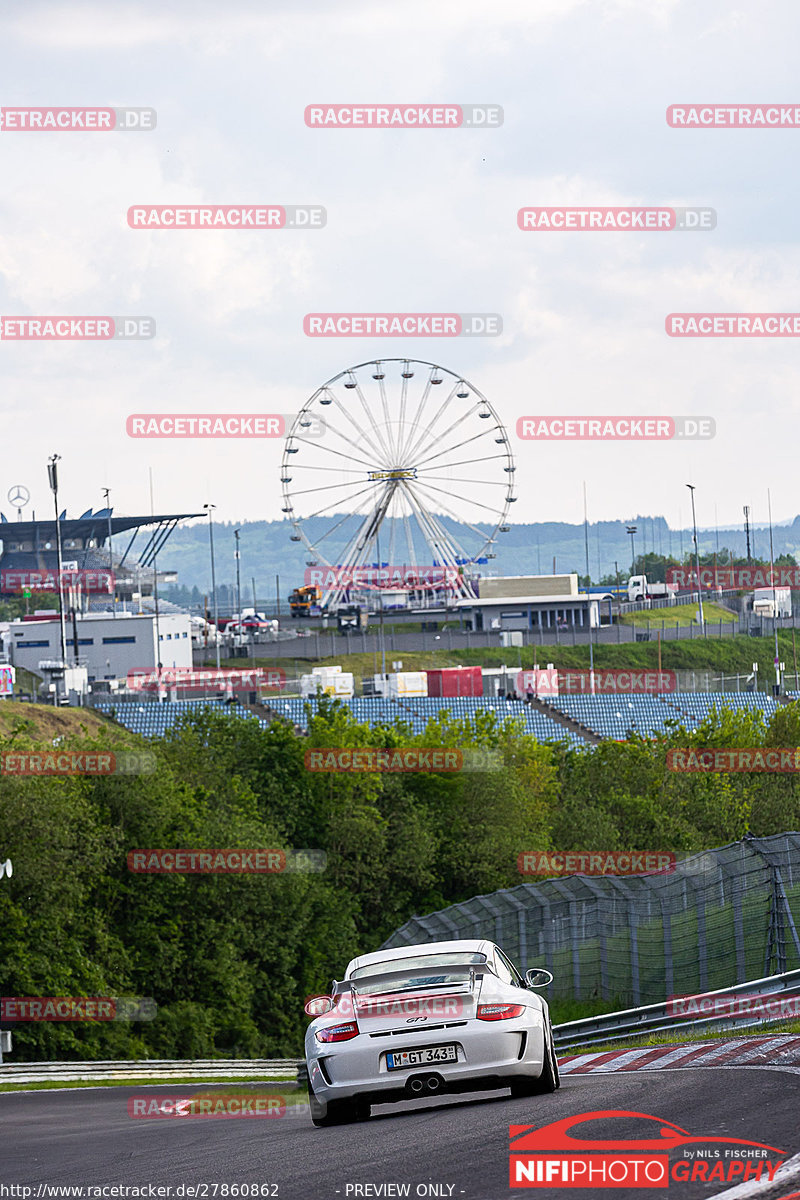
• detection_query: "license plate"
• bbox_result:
[386,1044,458,1070]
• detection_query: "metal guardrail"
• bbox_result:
[552,967,800,1050]
[2,970,799,1081]
[0,1058,300,1084]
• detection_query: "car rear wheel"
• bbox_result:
[511,1021,558,1098]
[309,1085,371,1127]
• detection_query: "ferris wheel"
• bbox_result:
[281,359,516,610]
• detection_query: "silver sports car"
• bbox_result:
[303,938,560,1126]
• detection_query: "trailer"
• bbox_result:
[753,586,792,619]
[376,671,428,697]
[426,666,483,697]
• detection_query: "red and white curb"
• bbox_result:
[709,1151,800,1199]
[558,1034,800,1074]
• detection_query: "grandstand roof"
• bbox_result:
[0,510,204,583]
[0,511,203,541]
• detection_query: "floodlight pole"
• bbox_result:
[234,529,242,619]
[584,483,594,692]
[376,532,386,681]
[234,529,242,653]
[687,484,705,632]
[103,488,116,617]
[205,504,221,669]
[768,489,781,692]
[743,505,752,563]
[626,525,637,577]
[47,455,68,674]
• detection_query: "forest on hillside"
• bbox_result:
[2,699,800,1059]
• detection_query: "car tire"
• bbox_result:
[309,1085,370,1127]
[544,1017,561,1089]
[511,1022,558,1098]
[510,1073,541,1098]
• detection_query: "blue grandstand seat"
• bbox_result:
[94,690,784,747]
[94,694,589,748]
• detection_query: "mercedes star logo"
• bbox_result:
[7,485,30,508]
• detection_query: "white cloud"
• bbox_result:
[1,0,799,536]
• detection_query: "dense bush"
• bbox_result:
[2,699,800,1059]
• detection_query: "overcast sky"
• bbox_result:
[2,0,799,543]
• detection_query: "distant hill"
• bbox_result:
[160,513,800,605]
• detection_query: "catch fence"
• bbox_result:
[381,833,800,1007]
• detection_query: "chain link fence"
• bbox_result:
[381,834,800,1007]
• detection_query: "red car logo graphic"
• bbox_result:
[510,1110,784,1155]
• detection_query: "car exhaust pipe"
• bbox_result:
[407,1076,426,1095]
[426,1075,442,1093]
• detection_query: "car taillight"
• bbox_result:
[315,1021,359,1043]
[476,1004,526,1021]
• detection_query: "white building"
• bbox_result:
[458,574,600,632]
[7,611,192,684]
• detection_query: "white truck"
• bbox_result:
[627,575,678,603]
[189,615,222,649]
[752,586,791,619]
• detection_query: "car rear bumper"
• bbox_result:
[306,1018,547,1104]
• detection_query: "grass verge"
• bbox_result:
[228,631,800,680]
[618,602,737,628]
[0,1075,295,1093]
[557,1018,800,1056]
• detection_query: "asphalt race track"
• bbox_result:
[3,1068,799,1200]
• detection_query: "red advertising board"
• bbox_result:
[425,666,483,697]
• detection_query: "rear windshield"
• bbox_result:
[349,952,487,990]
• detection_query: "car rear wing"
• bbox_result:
[334,962,487,999]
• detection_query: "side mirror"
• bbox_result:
[525,968,554,988]
[304,995,334,1016]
